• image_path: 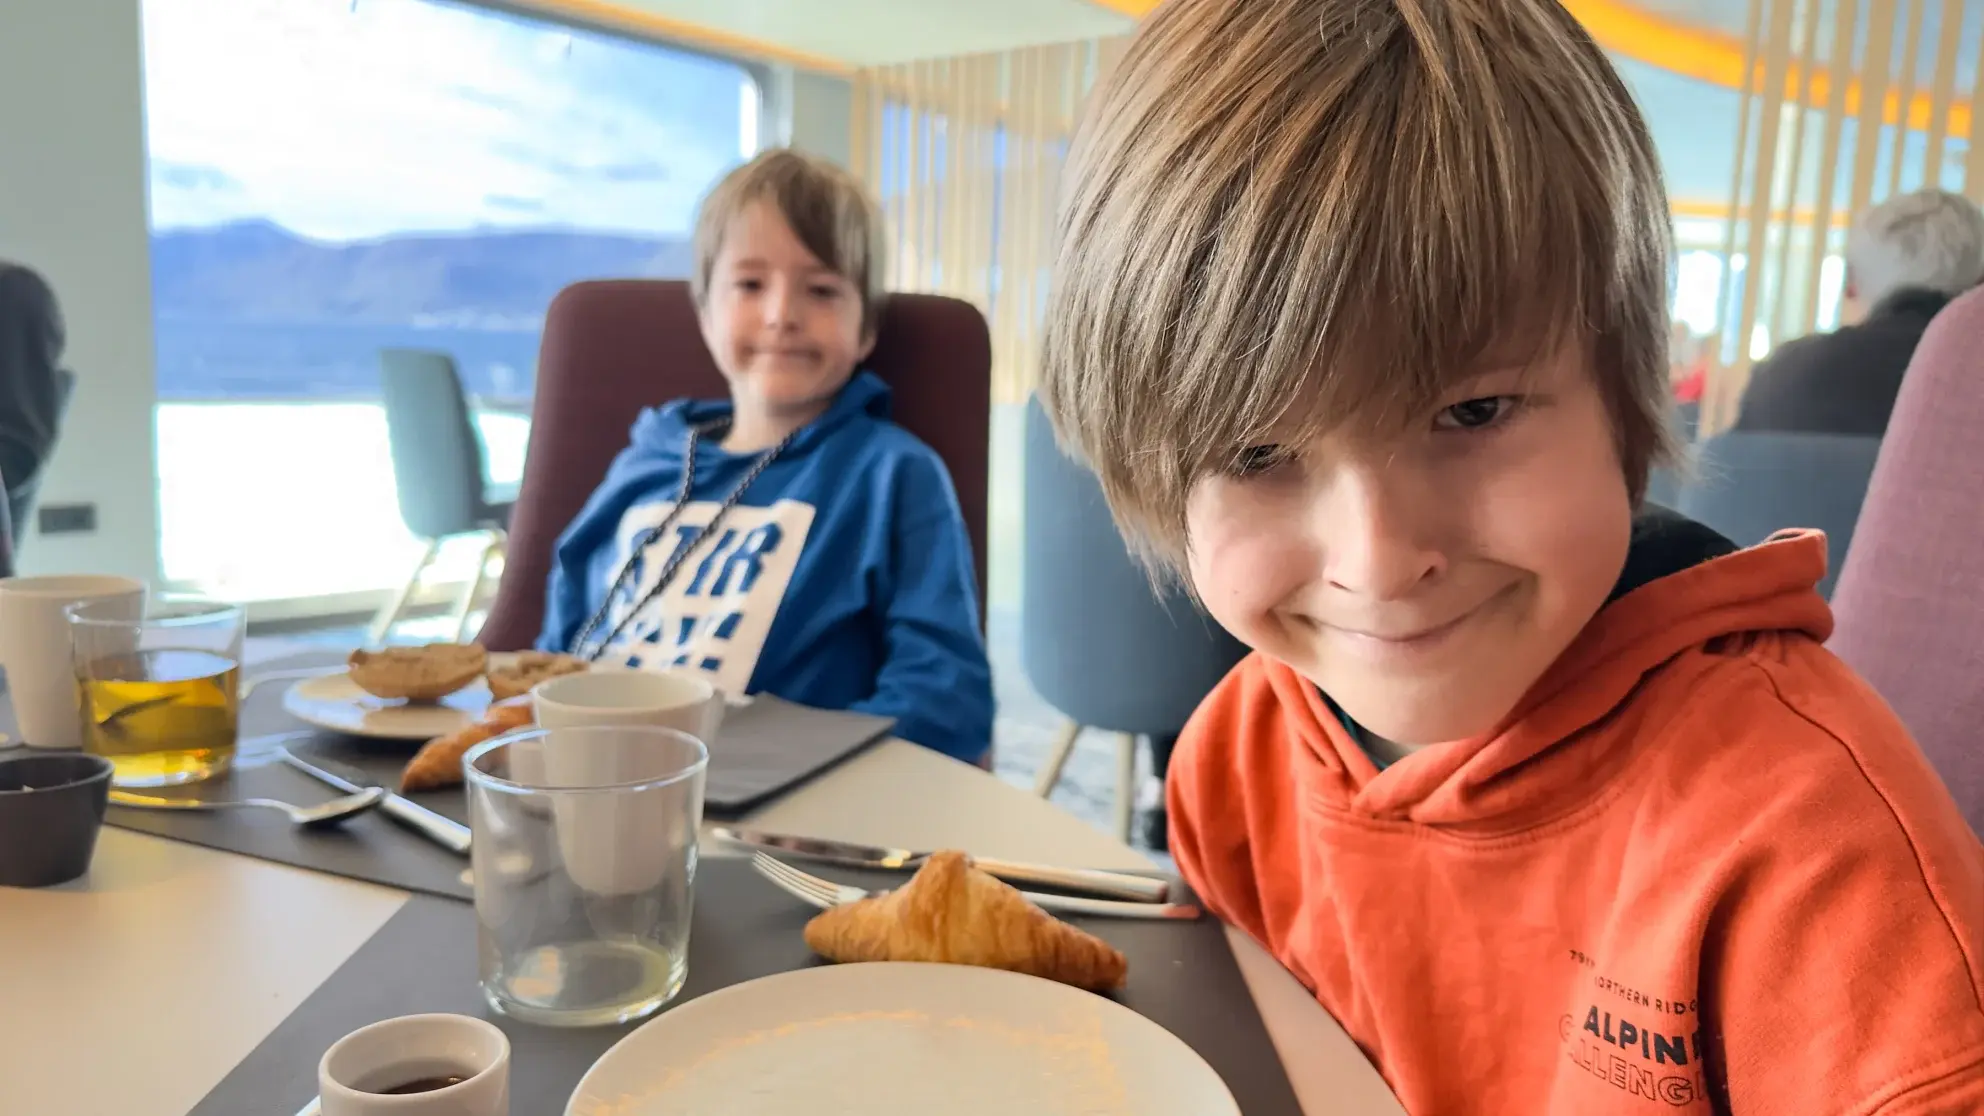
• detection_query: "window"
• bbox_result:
[142,0,759,601]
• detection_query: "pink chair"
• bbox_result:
[1828,286,1984,835]
[478,279,992,653]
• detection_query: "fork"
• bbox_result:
[752,852,1202,921]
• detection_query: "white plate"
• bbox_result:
[565,962,1240,1116]
[279,654,513,741]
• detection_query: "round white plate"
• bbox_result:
[565,962,1240,1116]
[279,654,514,740]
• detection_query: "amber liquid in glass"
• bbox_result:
[78,648,240,787]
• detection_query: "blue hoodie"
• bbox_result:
[537,372,994,763]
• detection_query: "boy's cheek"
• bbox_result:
[1185,523,1310,649]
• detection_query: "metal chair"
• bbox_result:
[1020,396,1249,842]
[1676,430,1882,599]
[372,349,513,644]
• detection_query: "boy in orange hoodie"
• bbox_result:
[1038,1,1984,1113]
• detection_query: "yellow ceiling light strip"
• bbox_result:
[1082,0,1968,135]
[1671,197,1853,228]
[506,0,852,73]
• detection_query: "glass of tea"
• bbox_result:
[68,597,244,787]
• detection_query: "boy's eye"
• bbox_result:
[1434,396,1518,431]
[809,284,841,299]
[735,277,763,292]
[1224,444,1292,478]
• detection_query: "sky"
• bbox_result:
[141,0,756,242]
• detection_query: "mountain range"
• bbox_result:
[149,220,691,327]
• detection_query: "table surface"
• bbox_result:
[0,668,1405,1116]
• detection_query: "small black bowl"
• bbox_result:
[0,752,114,888]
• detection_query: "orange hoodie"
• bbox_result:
[1168,528,1984,1115]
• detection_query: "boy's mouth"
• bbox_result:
[1308,585,1515,657]
[753,347,820,364]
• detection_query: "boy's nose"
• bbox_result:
[1316,467,1445,601]
[763,280,800,329]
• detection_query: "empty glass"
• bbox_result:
[463,724,707,1027]
[69,597,243,787]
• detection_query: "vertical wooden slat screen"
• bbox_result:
[1693,0,1983,436]
[848,38,1121,403]
[1887,0,1927,195]
[1796,0,1861,331]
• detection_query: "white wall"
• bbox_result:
[774,67,854,169]
[0,0,161,584]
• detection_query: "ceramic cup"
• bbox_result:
[0,752,114,888]
[0,575,145,750]
[531,668,724,744]
[317,1013,509,1116]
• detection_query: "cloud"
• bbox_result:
[153,161,243,193]
[593,160,670,184]
[142,0,750,241]
[483,194,547,214]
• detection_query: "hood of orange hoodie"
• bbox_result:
[1275,507,1836,831]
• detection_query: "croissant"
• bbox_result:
[399,700,534,792]
[802,851,1128,992]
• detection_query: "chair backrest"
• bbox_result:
[1675,430,1882,598]
[1829,286,1984,835]
[379,349,487,540]
[1019,396,1248,737]
[478,280,991,652]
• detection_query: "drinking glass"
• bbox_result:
[68,597,243,787]
[463,724,708,1027]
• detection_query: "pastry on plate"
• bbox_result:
[486,650,589,701]
[803,850,1128,992]
[399,699,533,792]
[346,643,488,702]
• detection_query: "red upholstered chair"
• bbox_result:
[1828,285,1984,835]
[478,279,991,656]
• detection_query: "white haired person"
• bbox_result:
[1736,188,1984,436]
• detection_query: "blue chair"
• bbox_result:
[1676,431,1882,598]
[1021,397,1248,841]
[372,349,515,644]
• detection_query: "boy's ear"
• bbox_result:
[857,329,878,365]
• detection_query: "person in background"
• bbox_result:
[1734,188,1984,436]
[1038,0,1984,1110]
[537,149,994,765]
[0,260,75,540]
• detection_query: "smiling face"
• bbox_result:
[698,200,874,444]
[1183,342,1633,746]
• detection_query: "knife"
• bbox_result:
[280,749,472,856]
[713,826,1171,903]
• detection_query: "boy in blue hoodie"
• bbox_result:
[537,149,994,764]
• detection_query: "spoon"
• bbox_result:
[108,786,386,830]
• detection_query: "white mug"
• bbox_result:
[529,671,716,898]
[318,1013,509,1116]
[532,668,724,744]
[0,576,145,750]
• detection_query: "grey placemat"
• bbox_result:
[92,655,896,899]
[191,858,1303,1116]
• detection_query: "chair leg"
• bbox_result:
[1114,732,1139,844]
[369,538,439,646]
[452,532,505,643]
[1033,720,1082,798]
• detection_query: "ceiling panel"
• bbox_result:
[597,0,1133,68]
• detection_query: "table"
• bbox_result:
[0,712,1404,1115]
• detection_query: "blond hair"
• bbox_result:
[1040,0,1675,568]
[691,148,888,336]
